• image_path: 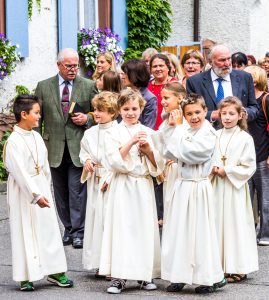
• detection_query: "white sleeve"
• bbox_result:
[224,136,256,189]
[4,140,42,203]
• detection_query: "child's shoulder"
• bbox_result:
[201,120,217,137]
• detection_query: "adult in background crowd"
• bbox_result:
[180,49,205,88]
[92,52,116,81]
[162,52,184,80]
[245,65,269,245]
[247,54,256,66]
[202,38,216,70]
[35,48,98,249]
[121,59,157,129]
[186,44,258,128]
[231,52,248,70]
[148,54,176,130]
[142,48,158,73]
[264,53,269,89]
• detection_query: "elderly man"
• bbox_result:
[35,48,98,249]
[186,44,258,128]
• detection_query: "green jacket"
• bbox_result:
[35,75,98,168]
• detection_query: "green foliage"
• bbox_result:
[125,0,172,60]
[0,34,20,80]
[16,85,31,95]
[28,0,42,20]
[0,131,11,181]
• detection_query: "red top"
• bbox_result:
[148,77,177,130]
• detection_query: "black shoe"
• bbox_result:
[195,285,216,294]
[166,282,185,292]
[72,237,83,249]
[62,235,73,246]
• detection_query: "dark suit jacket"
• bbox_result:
[186,69,258,125]
[35,75,98,168]
[139,87,157,129]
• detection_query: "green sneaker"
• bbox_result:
[20,281,34,291]
[47,273,73,287]
[214,277,227,289]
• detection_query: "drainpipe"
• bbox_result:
[193,0,200,41]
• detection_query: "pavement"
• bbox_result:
[1,193,269,300]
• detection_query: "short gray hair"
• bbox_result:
[208,44,230,62]
[57,48,79,62]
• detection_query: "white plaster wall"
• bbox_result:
[249,0,269,59]
[168,0,268,59]
[166,0,193,45]
[0,0,58,109]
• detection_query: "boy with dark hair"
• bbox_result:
[4,94,73,291]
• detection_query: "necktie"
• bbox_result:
[216,77,224,103]
[61,81,70,119]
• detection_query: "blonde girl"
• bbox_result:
[211,96,258,283]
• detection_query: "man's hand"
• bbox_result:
[211,110,220,121]
[71,112,88,126]
[37,197,50,208]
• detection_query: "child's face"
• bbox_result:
[93,108,114,124]
[120,99,141,125]
[161,89,182,113]
[220,104,241,129]
[183,103,207,129]
[22,103,41,129]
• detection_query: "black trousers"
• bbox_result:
[249,159,269,242]
[152,177,163,220]
[50,144,87,239]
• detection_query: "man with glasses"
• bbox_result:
[35,48,98,249]
[187,44,258,128]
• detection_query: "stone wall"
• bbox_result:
[0,0,58,109]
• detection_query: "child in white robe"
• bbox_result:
[99,88,164,294]
[211,96,258,283]
[4,95,73,291]
[79,92,118,275]
[161,94,226,294]
[153,82,187,222]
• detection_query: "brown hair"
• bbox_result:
[92,91,119,119]
[117,88,146,111]
[181,93,207,114]
[218,96,248,131]
[181,49,205,68]
[13,94,40,122]
[163,82,186,97]
[102,70,122,93]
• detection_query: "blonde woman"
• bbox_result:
[245,65,269,246]
[92,52,116,80]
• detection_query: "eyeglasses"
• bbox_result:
[184,62,201,66]
[61,64,80,71]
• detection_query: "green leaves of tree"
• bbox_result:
[125,0,172,59]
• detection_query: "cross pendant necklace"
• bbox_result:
[218,126,239,166]
[221,155,227,165]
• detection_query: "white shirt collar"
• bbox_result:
[210,69,231,82]
[58,74,73,86]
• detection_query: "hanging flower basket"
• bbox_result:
[0,33,20,80]
[78,27,124,78]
